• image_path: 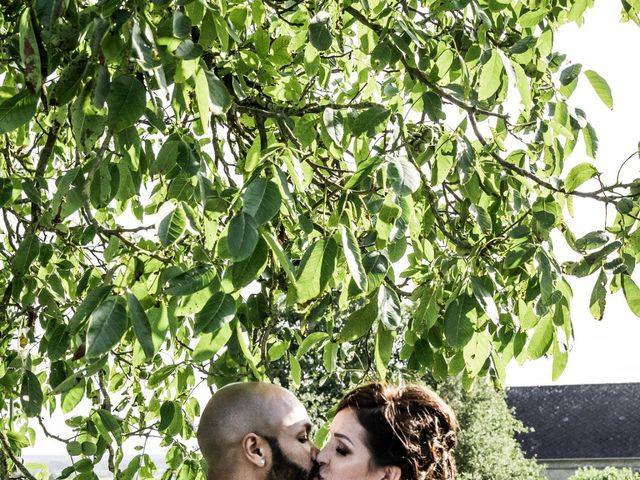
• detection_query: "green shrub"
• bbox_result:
[569,467,640,480]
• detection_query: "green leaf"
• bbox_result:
[96,409,122,442]
[584,70,613,109]
[0,92,38,134]
[512,61,532,112]
[20,370,43,417]
[444,295,476,348]
[309,11,332,51]
[351,105,390,136]
[159,401,175,433]
[126,292,155,358]
[340,225,367,292]
[86,299,128,357]
[263,231,296,282]
[469,204,492,232]
[504,243,536,269]
[106,76,146,132]
[323,342,339,373]
[363,251,390,290]
[575,231,608,251]
[173,11,192,39]
[242,179,282,224]
[159,206,186,246]
[297,332,329,358]
[192,323,233,362]
[518,8,549,27]
[296,238,338,303]
[375,327,394,379]
[470,276,499,323]
[205,71,232,116]
[61,378,85,413]
[175,40,203,60]
[51,54,90,106]
[323,108,344,146]
[370,42,392,70]
[11,234,41,274]
[194,292,236,334]
[582,122,598,159]
[227,236,268,289]
[478,49,505,100]
[194,66,210,131]
[387,156,420,196]
[622,274,640,317]
[527,315,553,360]
[69,285,112,334]
[340,300,376,341]
[19,9,42,93]
[377,285,402,330]
[228,212,259,261]
[165,265,217,296]
[290,354,301,387]
[589,269,607,321]
[147,365,177,388]
[152,139,180,175]
[422,91,445,122]
[567,0,589,24]
[47,324,70,361]
[552,340,568,381]
[560,63,582,86]
[463,332,490,376]
[565,162,598,192]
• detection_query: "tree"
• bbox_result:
[1,0,640,477]
[439,380,543,480]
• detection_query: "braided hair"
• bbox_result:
[336,383,458,480]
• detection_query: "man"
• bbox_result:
[197,382,319,480]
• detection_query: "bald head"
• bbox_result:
[197,382,309,477]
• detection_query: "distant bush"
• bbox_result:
[438,379,544,480]
[569,467,640,480]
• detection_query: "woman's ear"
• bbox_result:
[241,433,268,468]
[381,465,401,480]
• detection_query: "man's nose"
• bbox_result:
[310,443,320,461]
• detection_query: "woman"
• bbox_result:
[315,382,458,480]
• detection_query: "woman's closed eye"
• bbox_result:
[336,446,350,456]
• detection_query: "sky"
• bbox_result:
[506,0,640,386]
[21,0,640,461]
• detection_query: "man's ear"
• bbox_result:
[241,433,269,468]
[380,465,401,480]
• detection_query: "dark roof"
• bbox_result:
[505,383,640,460]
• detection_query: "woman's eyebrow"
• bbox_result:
[333,433,354,446]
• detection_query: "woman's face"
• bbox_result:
[315,408,389,480]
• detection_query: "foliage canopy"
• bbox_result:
[1,0,640,477]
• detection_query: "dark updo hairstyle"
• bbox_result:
[337,382,458,480]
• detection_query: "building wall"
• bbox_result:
[540,458,640,480]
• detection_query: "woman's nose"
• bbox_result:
[316,446,328,465]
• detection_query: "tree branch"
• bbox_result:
[344,5,508,121]
[466,113,609,203]
[31,122,60,223]
[0,430,37,480]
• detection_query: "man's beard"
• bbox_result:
[264,436,319,480]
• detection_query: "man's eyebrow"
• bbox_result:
[334,433,354,446]
[291,421,312,433]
